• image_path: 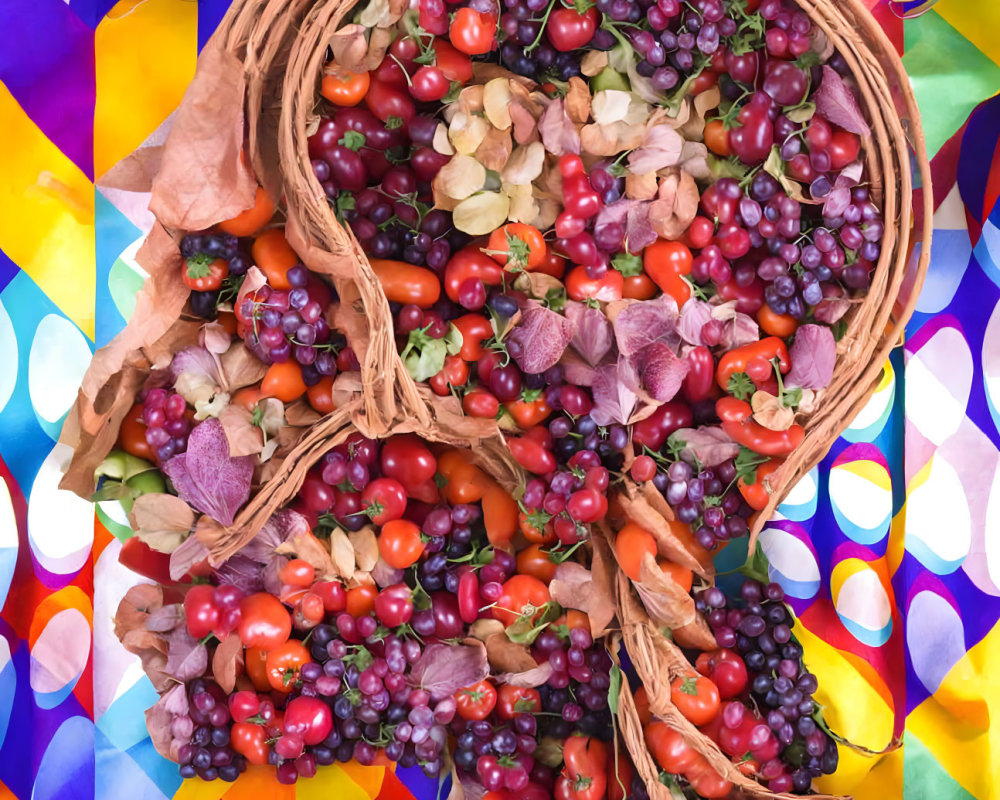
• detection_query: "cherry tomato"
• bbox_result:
[670,674,721,726]
[493,575,551,626]
[658,558,693,593]
[365,79,416,123]
[565,265,623,302]
[482,485,518,548]
[371,258,440,308]
[313,580,347,614]
[508,436,556,474]
[218,185,274,237]
[381,435,437,490]
[607,748,636,800]
[450,8,496,55]
[284,696,334,745]
[411,65,451,102]
[321,67,371,106]
[374,583,414,627]
[306,375,337,414]
[231,722,269,765]
[463,387,500,418]
[239,593,292,650]
[437,450,491,504]
[631,402,693,451]
[645,721,699,774]
[560,736,607,800]
[184,585,219,639]
[695,648,748,700]
[757,303,799,337]
[497,684,541,720]
[453,313,494,361]
[704,119,732,156]
[827,128,861,170]
[455,679,498,720]
[429,355,470,396]
[686,760,733,799]
[535,250,567,278]
[244,647,271,691]
[615,523,657,582]
[361,477,408,525]
[252,228,299,290]
[504,394,552,428]
[517,543,558,583]
[486,224,546,270]
[519,510,556,544]
[445,247,504,303]
[567,488,605,523]
[228,691,260,723]
[182,256,228,292]
[345,584,377,617]
[622,273,659,300]
[262,361,307,403]
[690,70,719,95]
[432,39,474,81]
[546,6,598,51]
[119,403,153,460]
[378,519,425,569]
[266,639,310,692]
[279,559,315,587]
[118,537,177,585]
[634,686,651,726]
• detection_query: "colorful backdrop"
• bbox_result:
[1,0,999,798]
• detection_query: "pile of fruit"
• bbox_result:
[92,0,887,794]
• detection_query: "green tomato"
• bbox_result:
[590,67,630,93]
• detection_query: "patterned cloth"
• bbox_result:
[0,0,998,798]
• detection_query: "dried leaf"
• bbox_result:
[483,79,514,129]
[814,65,871,136]
[277,531,339,579]
[580,50,609,77]
[509,102,540,145]
[629,125,684,174]
[433,123,456,155]
[130,493,196,554]
[625,172,659,200]
[328,527,357,579]
[330,24,394,72]
[565,301,613,367]
[591,91,632,126]
[649,170,699,240]
[588,532,617,636]
[453,192,511,236]
[565,77,591,124]
[580,122,645,157]
[115,584,163,641]
[537,98,580,156]
[672,426,740,467]
[677,299,713,346]
[591,362,637,427]
[163,627,208,681]
[549,562,594,611]
[505,183,539,224]
[501,142,546,185]
[219,404,264,457]
[711,300,760,350]
[171,529,211,581]
[785,323,836,389]
[636,343,688,402]
[496,661,555,688]
[219,342,268,392]
[212,632,244,694]
[635,551,696,628]
[475,127,513,172]
[146,685,186,760]
[146,604,184,632]
[611,294,680,357]
[434,155,487,201]
[349,527,380,572]
[410,641,489,701]
[458,85,486,116]
[507,305,576,374]
[750,390,796,431]
[449,112,490,155]
[485,633,539,673]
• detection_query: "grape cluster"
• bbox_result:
[141,388,192,463]
[496,0,589,82]
[533,627,614,725]
[297,434,384,530]
[238,278,348,384]
[180,232,249,320]
[454,715,540,792]
[178,680,248,782]
[699,580,839,791]
[522,452,612,546]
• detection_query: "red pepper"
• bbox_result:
[738,459,782,511]
[716,337,791,391]
[716,397,804,456]
[632,402,694,451]
[682,346,715,403]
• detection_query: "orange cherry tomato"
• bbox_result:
[643,240,693,306]
[261,361,307,402]
[486,223,546,270]
[504,394,552,428]
[565,265,623,302]
[756,304,799,337]
[622,273,659,300]
[481,485,518,548]
[658,557,693,593]
[704,119,732,157]
[231,386,263,412]
[517,543,557,583]
[371,258,441,308]
[265,639,311,692]
[615,522,657,582]
[492,575,551,626]
[218,185,274,237]
[306,375,337,414]
[119,403,152,460]
[345,584,377,617]
[519,510,557,545]
[378,519,425,569]
[321,67,371,106]
[252,228,299,290]
[244,647,271,692]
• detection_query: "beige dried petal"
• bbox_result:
[483,79,513,130]
[501,142,546,184]
[475,126,513,172]
[510,102,540,145]
[513,270,564,299]
[580,50,609,77]
[751,390,796,431]
[458,85,485,115]
[433,123,455,156]
[796,388,819,415]
[435,155,487,201]
[453,192,511,236]
[530,197,560,232]
[590,90,632,126]
[677,140,711,181]
[449,113,489,155]
[580,122,645,157]
[349,527,379,572]
[629,124,684,173]
[565,77,591,124]
[625,172,659,200]
[505,183,538,224]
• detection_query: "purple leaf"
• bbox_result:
[626,201,657,252]
[537,98,581,156]
[564,301,613,367]
[162,419,254,526]
[507,306,576,374]
[169,534,210,582]
[170,345,222,385]
[612,295,680,357]
[163,627,208,682]
[559,349,599,386]
[409,642,489,701]
[240,509,311,563]
[637,342,688,402]
[146,604,184,633]
[215,554,265,594]
[822,160,863,218]
[814,66,871,136]
[785,324,836,389]
[591,363,637,426]
[714,305,760,350]
[677,299,713,346]
[672,427,740,467]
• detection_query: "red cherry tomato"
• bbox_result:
[450,8,496,55]
[266,639,311,692]
[546,6,599,52]
[670,674,721,726]
[381,435,437,490]
[182,256,228,292]
[496,684,541,719]
[238,593,292,650]
[361,477,408,525]
[492,575,551,626]
[455,679,498,720]
[183,585,219,639]
[365,80,416,124]
[565,265,623,302]
[279,559,315,588]
[284,696,334,745]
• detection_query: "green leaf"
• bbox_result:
[185,253,214,279]
[832,318,848,342]
[250,406,265,427]
[741,540,771,583]
[608,664,623,714]
[734,445,769,485]
[405,338,447,383]
[335,192,356,223]
[91,480,132,504]
[782,385,803,408]
[727,371,755,401]
[443,81,463,104]
[520,388,543,403]
[414,49,437,66]
[386,115,404,130]
[444,324,464,356]
[339,130,366,151]
[664,433,686,463]
[612,252,643,277]
[544,287,567,313]
[785,101,816,124]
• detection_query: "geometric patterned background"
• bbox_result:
[1,1,1000,798]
